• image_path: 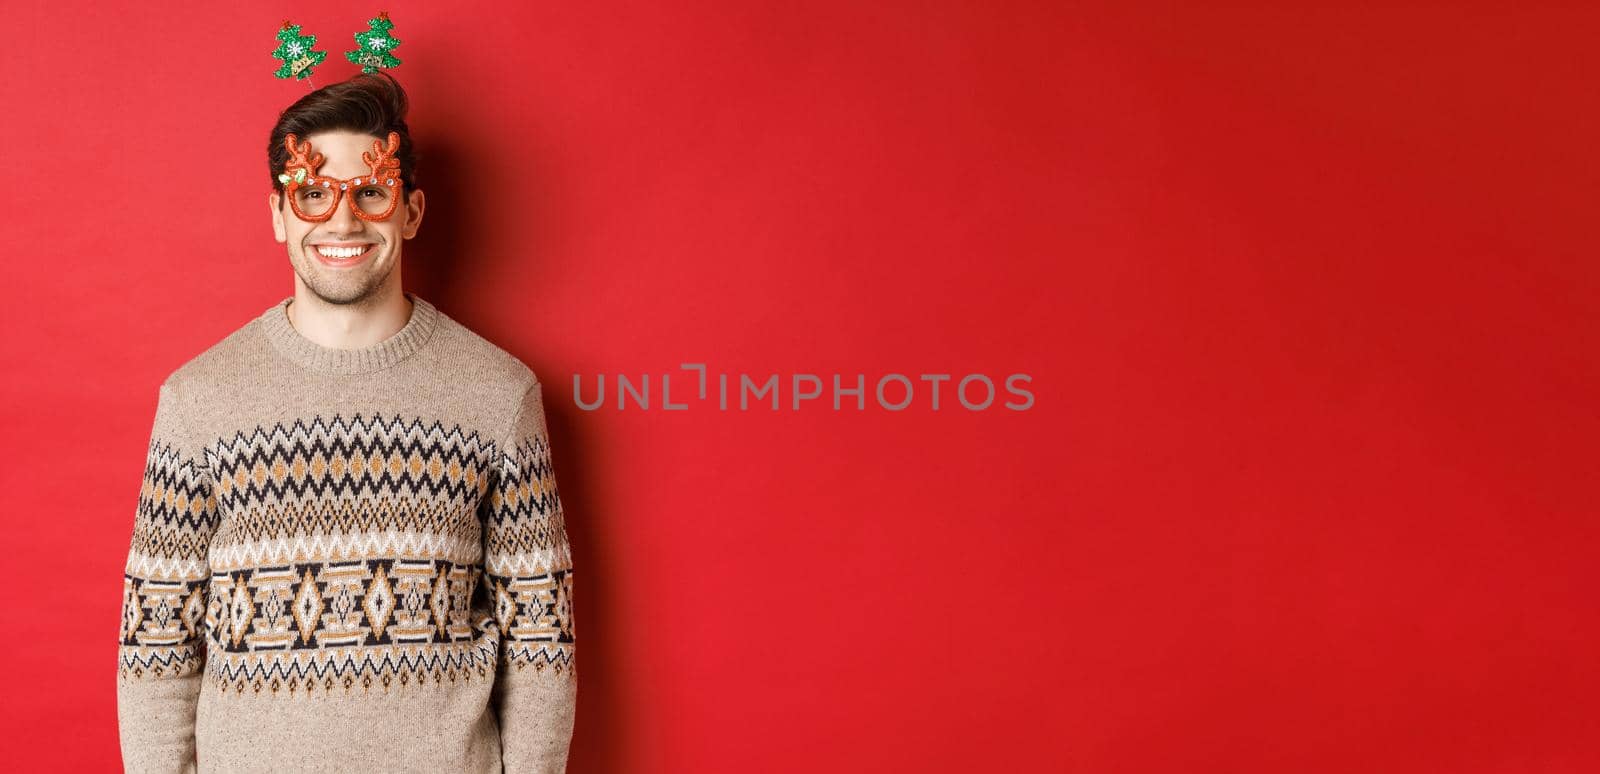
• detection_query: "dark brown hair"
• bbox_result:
[267,71,419,196]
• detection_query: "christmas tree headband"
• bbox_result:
[270,13,407,221]
[271,11,402,86]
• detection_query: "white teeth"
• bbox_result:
[315,245,368,258]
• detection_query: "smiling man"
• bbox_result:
[115,72,577,773]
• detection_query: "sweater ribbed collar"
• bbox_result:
[258,291,441,375]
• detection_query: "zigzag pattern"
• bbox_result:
[208,492,483,570]
[211,529,478,571]
[199,413,497,569]
[484,546,570,576]
[128,439,220,566]
[484,433,562,526]
[224,494,480,541]
[207,413,495,511]
[210,639,500,694]
[482,433,572,576]
[504,641,577,678]
[120,431,217,676]
[126,553,208,580]
[119,643,205,679]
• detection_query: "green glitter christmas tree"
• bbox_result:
[347,12,402,74]
[271,21,327,81]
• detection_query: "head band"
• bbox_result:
[271,12,403,85]
[270,14,408,222]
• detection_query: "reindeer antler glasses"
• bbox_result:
[278,131,404,223]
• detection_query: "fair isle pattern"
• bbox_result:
[207,412,494,695]
[496,568,576,676]
[204,558,502,694]
[121,409,575,694]
[207,413,493,519]
[205,413,496,573]
[207,559,483,652]
[119,435,220,680]
[483,429,571,575]
[483,407,577,677]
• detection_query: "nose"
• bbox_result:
[324,189,364,233]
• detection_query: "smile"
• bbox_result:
[310,242,377,267]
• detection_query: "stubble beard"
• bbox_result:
[293,242,395,306]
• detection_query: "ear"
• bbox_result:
[269,191,288,243]
[401,188,426,239]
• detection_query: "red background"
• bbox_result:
[2,1,1597,771]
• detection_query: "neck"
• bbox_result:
[260,290,440,376]
[286,282,414,351]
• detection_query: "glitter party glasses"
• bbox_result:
[278,131,404,223]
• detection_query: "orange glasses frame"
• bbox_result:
[280,131,404,223]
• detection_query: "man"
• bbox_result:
[115,72,577,773]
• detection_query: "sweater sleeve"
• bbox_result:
[482,379,578,773]
[116,380,220,774]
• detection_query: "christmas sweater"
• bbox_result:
[116,293,577,773]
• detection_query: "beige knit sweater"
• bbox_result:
[116,292,576,773]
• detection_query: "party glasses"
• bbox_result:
[279,131,404,222]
